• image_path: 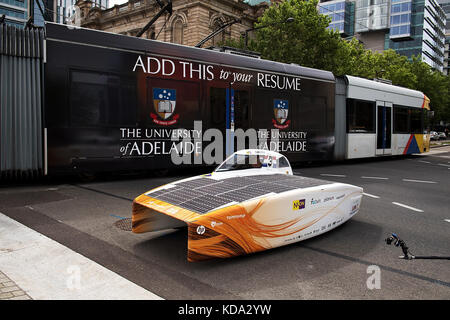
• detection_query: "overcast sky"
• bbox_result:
[109,0,128,7]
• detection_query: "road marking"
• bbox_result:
[445,219,450,223]
[392,202,424,213]
[438,163,450,167]
[418,160,431,164]
[320,174,346,177]
[0,213,162,300]
[402,179,437,184]
[361,176,389,180]
[421,149,450,155]
[110,214,127,220]
[363,193,380,199]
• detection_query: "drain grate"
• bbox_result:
[114,218,132,231]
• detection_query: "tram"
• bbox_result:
[0,22,431,177]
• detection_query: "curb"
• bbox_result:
[0,271,32,300]
[430,141,450,149]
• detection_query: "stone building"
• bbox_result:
[77,0,269,47]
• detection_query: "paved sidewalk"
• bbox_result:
[0,271,32,300]
[0,213,162,300]
[430,139,450,148]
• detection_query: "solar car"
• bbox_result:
[132,149,363,261]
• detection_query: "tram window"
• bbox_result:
[410,108,423,133]
[393,105,409,133]
[423,110,431,133]
[70,70,136,127]
[253,89,290,129]
[234,90,250,128]
[346,99,375,133]
[210,87,226,126]
[298,96,327,131]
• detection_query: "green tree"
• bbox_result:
[250,0,343,71]
[222,0,450,124]
[409,57,450,125]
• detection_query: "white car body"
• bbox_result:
[132,149,363,261]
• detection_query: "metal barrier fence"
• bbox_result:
[0,24,45,179]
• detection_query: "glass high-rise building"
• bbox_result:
[319,0,355,37]
[0,0,109,28]
[355,0,390,32]
[386,0,445,71]
[319,0,447,72]
[437,0,449,30]
[0,0,29,28]
[438,0,450,74]
[33,0,109,26]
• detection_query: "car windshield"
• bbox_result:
[216,154,264,172]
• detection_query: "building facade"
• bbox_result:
[319,0,355,37]
[438,0,450,74]
[0,0,108,27]
[33,0,108,26]
[319,0,447,72]
[77,0,267,48]
[0,0,29,28]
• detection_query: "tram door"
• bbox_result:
[209,86,227,161]
[208,84,251,160]
[226,85,251,157]
[376,101,392,155]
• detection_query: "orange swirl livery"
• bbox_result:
[132,150,363,261]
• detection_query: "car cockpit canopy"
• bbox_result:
[215,149,292,174]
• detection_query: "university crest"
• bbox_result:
[272,99,290,129]
[150,88,179,125]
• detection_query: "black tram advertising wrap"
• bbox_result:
[45,23,335,174]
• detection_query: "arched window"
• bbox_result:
[173,19,184,44]
[146,29,156,40]
[212,19,224,46]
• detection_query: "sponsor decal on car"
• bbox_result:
[196,225,206,235]
[293,199,306,210]
[324,196,335,202]
[310,198,321,205]
[350,199,359,215]
[226,214,246,220]
[210,221,223,228]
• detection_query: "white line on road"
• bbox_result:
[392,202,424,213]
[320,174,346,177]
[402,179,437,184]
[363,193,380,199]
[420,149,450,155]
[438,163,450,167]
[0,213,163,300]
[361,176,389,180]
[418,160,431,164]
[445,219,450,223]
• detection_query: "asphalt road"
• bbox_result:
[1,147,449,299]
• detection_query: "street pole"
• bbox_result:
[195,18,241,48]
[136,0,172,38]
[243,17,294,50]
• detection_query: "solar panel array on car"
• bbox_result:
[145,174,332,214]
